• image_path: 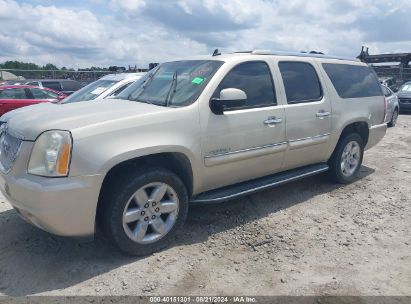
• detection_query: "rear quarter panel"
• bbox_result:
[317,59,385,158]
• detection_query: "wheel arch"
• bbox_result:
[337,121,369,147]
[96,151,194,227]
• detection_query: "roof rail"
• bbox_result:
[248,50,358,61]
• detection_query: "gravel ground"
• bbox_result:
[0,115,410,296]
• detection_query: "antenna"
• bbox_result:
[212,49,221,56]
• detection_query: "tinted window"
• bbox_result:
[61,81,81,91]
[30,88,58,99]
[0,88,27,99]
[279,62,322,103]
[322,63,382,98]
[42,81,61,91]
[215,61,276,108]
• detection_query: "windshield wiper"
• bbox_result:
[164,71,178,106]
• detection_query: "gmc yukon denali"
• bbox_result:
[0,51,387,255]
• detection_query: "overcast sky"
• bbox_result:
[1,0,410,68]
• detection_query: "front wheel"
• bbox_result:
[328,133,364,184]
[100,167,188,256]
[388,109,398,127]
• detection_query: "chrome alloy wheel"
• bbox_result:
[392,110,398,126]
[340,141,361,177]
[122,182,179,244]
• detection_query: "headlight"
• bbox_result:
[28,130,72,177]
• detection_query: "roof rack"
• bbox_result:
[237,50,358,61]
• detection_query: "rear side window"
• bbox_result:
[0,88,27,99]
[215,61,276,108]
[42,81,62,91]
[322,63,382,98]
[30,88,58,99]
[278,62,322,103]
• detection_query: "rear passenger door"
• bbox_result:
[277,60,332,169]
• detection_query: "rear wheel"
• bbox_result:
[100,167,188,256]
[328,133,364,184]
[388,108,398,127]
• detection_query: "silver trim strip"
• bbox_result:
[204,142,287,167]
[205,133,330,160]
[191,166,329,203]
[288,133,330,150]
[205,141,288,158]
[288,133,331,143]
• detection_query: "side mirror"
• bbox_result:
[210,88,247,115]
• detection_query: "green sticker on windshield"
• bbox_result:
[192,77,204,85]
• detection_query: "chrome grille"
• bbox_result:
[0,128,22,173]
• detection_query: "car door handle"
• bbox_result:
[264,117,282,126]
[316,111,330,118]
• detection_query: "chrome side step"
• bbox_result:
[191,163,329,204]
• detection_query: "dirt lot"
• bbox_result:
[0,115,410,297]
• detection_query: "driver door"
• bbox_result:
[199,60,286,192]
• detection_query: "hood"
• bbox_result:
[1,99,170,140]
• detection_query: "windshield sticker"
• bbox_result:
[192,77,204,85]
[90,87,108,95]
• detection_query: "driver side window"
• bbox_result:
[214,61,276,109]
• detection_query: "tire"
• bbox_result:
[388,108,398,128]
[99,166,188,256]
[328,133,364,184]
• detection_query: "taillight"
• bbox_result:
[383,97,387,123]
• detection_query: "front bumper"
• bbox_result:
[0,141,104,237]
[365,123,387,151]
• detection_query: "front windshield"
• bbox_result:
[117,60,223,107]
[62,79,117,103]
[399,84,411,92]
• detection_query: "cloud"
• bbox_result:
[0,0,410,68]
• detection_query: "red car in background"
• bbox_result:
[0,85,66,116]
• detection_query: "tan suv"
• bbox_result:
[0,51,387,255]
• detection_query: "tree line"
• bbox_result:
[0,61,108,71]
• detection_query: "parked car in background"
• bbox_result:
[0,85,65,116]
[397,82,411,113]
[25,79,81,95]
[62,73,145,104]
[379,77,397,92]
[381,85,399,127]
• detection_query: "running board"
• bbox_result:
[191,163,329,204]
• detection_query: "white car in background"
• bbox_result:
[62,73,145,104]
